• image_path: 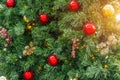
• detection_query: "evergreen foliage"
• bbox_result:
[0,0,120,80]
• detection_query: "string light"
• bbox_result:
[116,14,120,22]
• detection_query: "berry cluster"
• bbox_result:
[0,27,12,46]
[71,38,80,58]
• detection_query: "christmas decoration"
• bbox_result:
[0,76,7,80]
[23,42,35,55]
[102,4,114,17]
[83,23,96,35]
[2,0,120,80]
[23,16,29,23]
[71,38,79,58]
[103,64,108,68]
[39,14,49,24]
[6,0,15,8]
[73,77,78,80]
[23,70,34,80]
[48,54,59,66]
[0,27,12,45]
[107,34,118,46]
[91,54,95,60]
[96,42,106,49]
[100,47,109,56]
[96,34,118,50]
[68,0,80,12]
[26,22,35,31]
[23,16,35,31]
[96,34,118,56]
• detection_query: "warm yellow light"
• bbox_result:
[116,14,120,21]
[102,4,115,17]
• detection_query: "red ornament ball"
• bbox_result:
[48,54,59,66]
[6,0,15,8]
[83,23,96,35]
[39,14,49,24]
[68,0,80,12]
[23,70,34,80]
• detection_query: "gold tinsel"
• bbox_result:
[23,42,35,55]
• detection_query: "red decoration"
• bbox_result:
[83,23,96,35]
[48,54,59,66]
[6,0,15,8]
[68,0,80,12]
[39,14,49,24]
[23,70,34,80]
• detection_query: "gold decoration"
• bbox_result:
[26,22,35,30]
[70,77,78,80]
[96,42,106,49]
[91,54,95,60]
[23,42,35,55]
[73,77,78,80]
[23,16,29,23]
[82,44,86,48]
[96,34,118,56]
[100,47,109,56]
[107,34,118,45]
[102,4,115,17]
[103,64,108,68]
[23,15,35,30]
[27,25,32,30]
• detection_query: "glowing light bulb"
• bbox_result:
[116,14,120,22]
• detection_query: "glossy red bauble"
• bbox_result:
[39,14,49,24]
[68,0,80,12]
[48,54,59,66]
[83,23,96,35]
[23,70,34,80]
[6,0,15,8]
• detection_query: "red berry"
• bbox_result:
[83,23,96,35]
[6,0,15,8]
[23,70,34,80]
[68,0,80,12]
[48,54,59,66]
[39,14,49,24]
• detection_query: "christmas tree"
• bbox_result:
[0,0,120,80]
